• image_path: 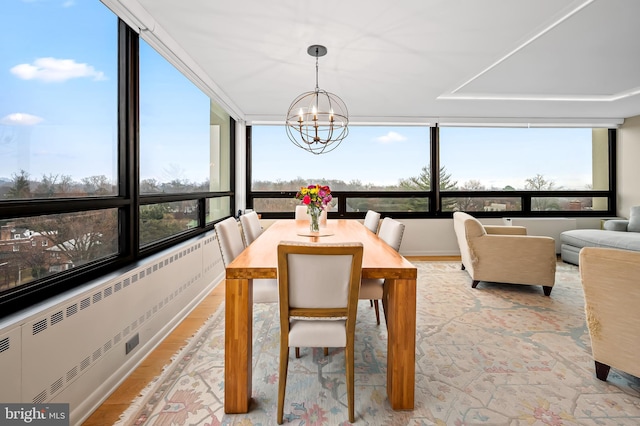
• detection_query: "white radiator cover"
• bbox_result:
[502,217,577,253]
[0,230,224,425]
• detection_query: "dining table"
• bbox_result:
[224,219,417,413]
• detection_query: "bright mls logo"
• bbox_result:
[0,404,69,425]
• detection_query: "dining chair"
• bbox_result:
[363,210,381,233]
[214,217,278,303]
[276,241,363,424]
[360,217,405,325]
[239,211,263,245]
[295,204,328,224]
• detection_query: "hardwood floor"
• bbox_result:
[82,256,457,425]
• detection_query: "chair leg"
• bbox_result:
[345,338,355,423]
[324,347,329,356]
[373,300,381,325]
[543,286,552,296]
[295,347,300,358]
[472,280,480,288]
[369,299,373,307]
[595,360,611,381]
[461,263,466,270]
[277,346,289,425]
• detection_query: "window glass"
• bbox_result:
[440,127,608,212]
[205,196,231,224]
[140,201,198,246]
[440,127,601,191]
[139,41,229,193]
[251,126,430,191]
[0,1,118,199]
[0,210,119,291]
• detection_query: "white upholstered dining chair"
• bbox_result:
[363,210,381,233]
[214,217,278,303]
[295,204,328,224]
[360,217,405,325]
[239,211,263,245]
[276,241,363,424]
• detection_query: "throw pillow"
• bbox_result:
[628,206,640,232]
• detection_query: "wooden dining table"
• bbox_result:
[224,219,417,413]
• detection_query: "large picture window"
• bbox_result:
[248,125,614,218]
[0,4,234,317]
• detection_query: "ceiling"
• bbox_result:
[106,0,640,126]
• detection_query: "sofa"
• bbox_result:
[560,206,640,265]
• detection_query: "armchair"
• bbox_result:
[453,212,556,295]
[579,247,640,381]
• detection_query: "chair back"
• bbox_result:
[377,217,405,252]
[239,211,262,245]
[214,217,245,267]
[277,242,363,334]
[363,210,381,233]
[295,204,328,224]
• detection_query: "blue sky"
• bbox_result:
[1,0,594,190]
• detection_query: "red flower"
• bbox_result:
[303,195,311,205]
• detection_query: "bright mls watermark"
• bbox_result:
[0,404,69,425]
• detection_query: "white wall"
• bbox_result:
[617,115,640,217]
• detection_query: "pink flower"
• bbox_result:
[303,195,311,205]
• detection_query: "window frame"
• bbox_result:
[0,19,235,318]
[246,126,616,219]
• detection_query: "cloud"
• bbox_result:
[10,57,106,82]
[62,0,75,7]
[375,131,407,143]
[1,113,44,126]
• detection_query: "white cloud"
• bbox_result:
[375,131,407,144]
[10,57,106,82]
[1,113,44,126]
[62,0,75,7]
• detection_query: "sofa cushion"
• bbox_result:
[560,229,640,251]
[628,206,640,232]
[603,219,628,232]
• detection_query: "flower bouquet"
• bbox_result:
[295,184,332,232]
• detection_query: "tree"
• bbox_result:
[398,166,458,211]
[457,180,487,211]
[6,170,31,199]
[525,174,562,211]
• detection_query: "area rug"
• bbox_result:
[116,261,640,425]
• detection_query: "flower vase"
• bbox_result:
[309,206,321,233]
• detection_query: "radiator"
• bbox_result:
[502,217,577,254]
[0,230,224,425]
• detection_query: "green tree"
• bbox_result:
[7,170,31,199]
[398,166,458,211]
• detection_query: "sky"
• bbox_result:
[0,0,595,191]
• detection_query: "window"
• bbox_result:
[439,127,611,213]
[0,4,235,317]
[249,125,431,215]
[248,125,614,218]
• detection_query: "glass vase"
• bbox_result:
[309,206,321,233]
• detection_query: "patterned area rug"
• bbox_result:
[116,261,640,425]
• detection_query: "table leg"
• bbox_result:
[386,277,416,410]
[224,278,253,413]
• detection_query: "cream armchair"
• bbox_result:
[579,247,640,381]
[453,212,556,295]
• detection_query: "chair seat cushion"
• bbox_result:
[289,319,347,347]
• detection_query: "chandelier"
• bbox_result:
[286,45,349,155]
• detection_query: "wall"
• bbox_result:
[0,230,225,425]
[617,115,640,216]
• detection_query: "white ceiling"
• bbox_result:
[107,0,640,126]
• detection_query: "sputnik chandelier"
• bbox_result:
[286,45,349,155]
